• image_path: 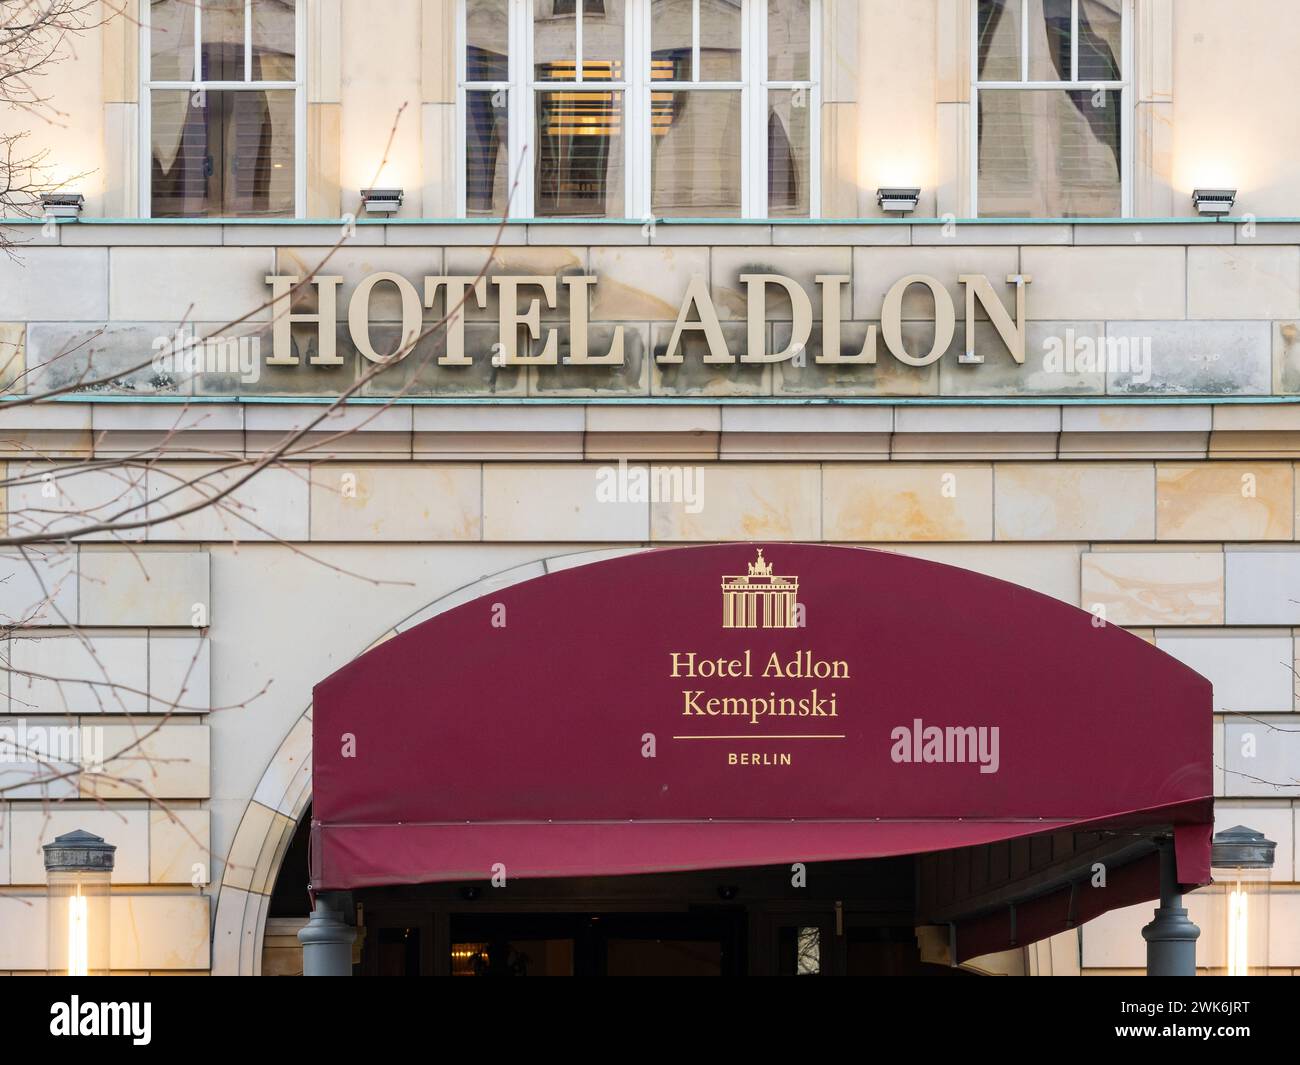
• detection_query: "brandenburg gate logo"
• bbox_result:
[721,549,799,629]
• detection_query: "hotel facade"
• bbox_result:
[0,0,1298,977]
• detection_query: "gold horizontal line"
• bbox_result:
[672,735,846,741]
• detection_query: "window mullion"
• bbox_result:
[692,0,700,82]
[748,0,764,219]
[1020,0,1029,82]
[514,0,528,218]
[576,0,584,83]
[630,0,647,221]
[1070,0,1079,82]
[245,0,253,81]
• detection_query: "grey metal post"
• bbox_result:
[298,891,356,976]
[1142,837,1200,976]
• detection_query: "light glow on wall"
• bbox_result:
[67,889,89,977]
[1226,884,1249,977]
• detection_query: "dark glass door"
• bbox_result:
[448,912,744,976]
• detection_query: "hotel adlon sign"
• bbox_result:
[262,268,1031,369]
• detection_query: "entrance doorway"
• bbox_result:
[346,863,965,976]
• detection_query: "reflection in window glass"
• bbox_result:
[251,0,297,81]
[149,1,298,218]
[796,927,821,975]
[465,89,510,215]
[534,90,624,216]
[651,0,693,81]
[978,88,1120,217]
[1078,0,1122,81]
[1027,0,1072,81]
[201,0,246,80]
[533,0,577,80]
[652,89,741,217]
[767,89,809,217]
[768,0,810,82]
[466,0,510,81]
[581,0,624,80]
[977,0,1021,81]
[698,0,742,81]
[150,0,196,81]
[151,89,296,217]
[534,0,625,81]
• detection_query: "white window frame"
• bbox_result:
[970,0,1133,218]
[456,0,821,220]
[140,0,307,219]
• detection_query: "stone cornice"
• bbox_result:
[6,400,1300,461]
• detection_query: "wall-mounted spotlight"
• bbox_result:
[39,193,84,219]
[1192,188,1236,217]
[877,187,921,214]
[361,188,404,215]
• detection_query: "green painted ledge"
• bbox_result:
[4,216,1298,226]
[7,394,1300,407]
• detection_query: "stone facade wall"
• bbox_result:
[4,0,1300,974]
[0,220,1298,975]
[18,2,1300,220]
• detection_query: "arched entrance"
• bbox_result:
[211,550,643,976]
[215,544,1213,976]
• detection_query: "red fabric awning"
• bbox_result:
[310,543,1213,949]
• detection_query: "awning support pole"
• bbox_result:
[1141,837,1200,977]
[299,890,356,976]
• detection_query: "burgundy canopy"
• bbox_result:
[311,543,1212,958]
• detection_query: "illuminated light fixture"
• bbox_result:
[361,188,404,215]
[1210,825,1275,976]
[1192,188,1236,217]
[44,829,115,976]
[39,193,84,219]
[877,187,921,214]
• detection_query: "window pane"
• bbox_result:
[1027,0,1072,81]
[251,0,296,81]
[150,0,195,81]
[151,89,205,214]
[768,0,810,82]
[152,88,295,217]
[978,88,1121,217]
[582,0,624,81]
[202,0,246,81]
[534,0,578,80]
[767,89,810,217]
[652,90,741,216]
[796,927,821,976]
[976,0,1021,81]
[1078,0,1122,81]
[535,90,624,216]
[465,89,510,215]
[466,0,509,81]
[651,0,692,81]
[224,89,295,213]
[699,0,741,81]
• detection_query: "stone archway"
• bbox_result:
[209,548,644,975]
